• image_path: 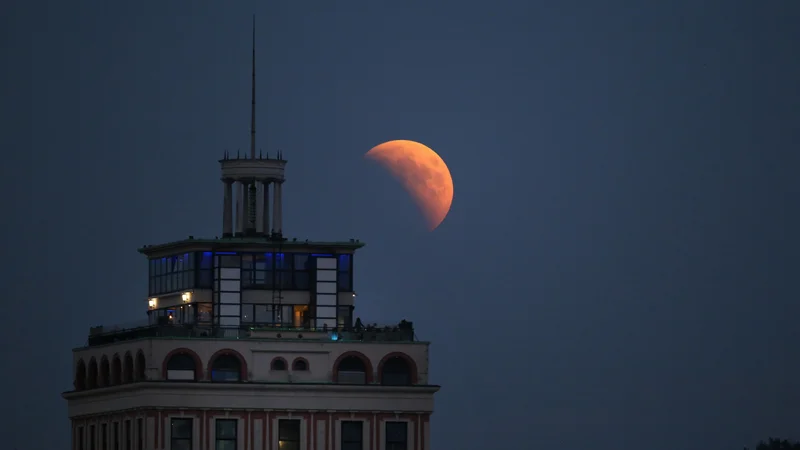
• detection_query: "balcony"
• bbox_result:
[85,320,416,347]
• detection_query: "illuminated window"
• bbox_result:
[170,418,192,450]
[385,422,408,450]
[215,419,237,450]
[341,421,363,450]
[278,420,300,450]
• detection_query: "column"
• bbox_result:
[241,181,249,233]
[261,181,270,235]
[222,179,233,236]
[272,180,283,236]
[235,181,243,235]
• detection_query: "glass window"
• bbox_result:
[90,425,96,450]
[254,305,271,324]
[78,426,84,450]
[215,419,237,450]
[210,354,241,382]
[125,421,131,450]
[385,422,407,450]
[275,253,290,270]
[137,419,142,450]
[170,418,192,450]
[294,271,310,290]
[338,254,351,272]
[337,274,352,292]
[293,253,310,271]
[278,420,300,450]
[113,422,119,450]
[218,254,240,268]
[271,358,286,371]
[102,423,107,450]
[341,421,362,450]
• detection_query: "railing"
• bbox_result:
[86,320,416,346]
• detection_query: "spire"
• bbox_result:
[250,14,256,160]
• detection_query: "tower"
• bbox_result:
[63,18,438,450]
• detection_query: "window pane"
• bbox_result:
[215,441,236,450]
[293,253,310,270]
[386,422,407,443]
[294,271,310,290]
[275,253,289,270]
[215,419,237,439]
[278,443,299,450]
[337,275,352,292]
[171,419,192,439]
[341,421,362,441]
[342,443,363,450]
[338,254,351,272]
[170,439,191,450]
[278,420,300,441]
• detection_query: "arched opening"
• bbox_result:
[166,353,197,381]
[87,358,98,389]
[210,354,242,382]
[135,351,146,381]
[292,358,308,371]
[380,357,413,386]
[336,356,367,384]
[123,352,134,383]
[99,356,110,387]
[74,359,86,391]
[111,355,122,385]
[271,358,287,371]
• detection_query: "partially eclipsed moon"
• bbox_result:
[365,140,454,231]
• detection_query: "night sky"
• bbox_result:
[3,1,800,449]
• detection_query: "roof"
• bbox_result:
[138,236,365,257]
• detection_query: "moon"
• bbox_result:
[365,140,454,231]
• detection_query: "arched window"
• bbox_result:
[380,356,413,386]
[271,358,287,371]
[111,355,122,385]
[210,354,242,382]
[123,352,134,383]
[292,358,308,371]
[337,356,367,384]
[99,356,110,387]
[75,359,87,391]
[135,351,146,381]
[87,358,98,389]
[166,353,197,381]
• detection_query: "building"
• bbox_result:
[62,20,438,450]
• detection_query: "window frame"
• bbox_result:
[215,418,238,450]
[341,420,364,450]
[385,421,408,450]
[124,420,131,450]
[278,419,301,450]
[170,417,193,450]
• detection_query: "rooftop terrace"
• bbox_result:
[85,320,417,347]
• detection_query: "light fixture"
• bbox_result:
[182,292,192,303]
[148,298,157,309]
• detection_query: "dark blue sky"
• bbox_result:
[3,1,800,449]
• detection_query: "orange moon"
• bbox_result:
[365,140,454,230]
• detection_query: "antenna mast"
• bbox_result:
[250,14,256,160]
